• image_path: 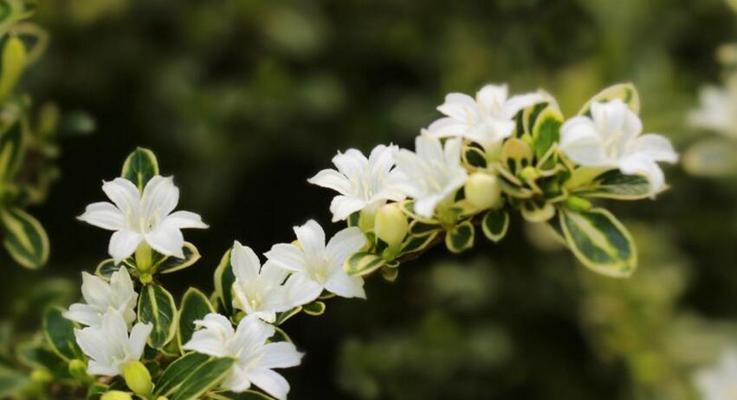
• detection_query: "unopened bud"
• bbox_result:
[374,203,409,246]
[68,359,88,380]
[101,391,133,400]
[122,361,152,396]
[564,196,592,211]
[30,369,52,384]
[465,172,502,210]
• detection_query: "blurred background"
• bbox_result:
[3,0,737,398]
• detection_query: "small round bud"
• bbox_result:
[68,359,88,380]
[564,196,592,211]
[101,391,133,400]
[465,172,502,210]
[30,369,52,384]
[374,203,409,247]
[122,361,153,396]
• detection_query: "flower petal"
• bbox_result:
[144,220,184,258]
[438,92,479,122]
[325,270,366,299]
[307,168,351,194]
[326,227,366,267]
[282,273,323,307]
[628,134,678,163]
[109,230,143,263]
[165,210,208,229]
[78,202,125,231]
[329,195,366,222]
[293,220,326,257]
[127,322,152,361]
[260,342,303,369]
[141,176,179,222]
[102,178,140,214]
[245,368,291,400]
[64,303,102,326]
[264,243,306,273]
[231,241,262,283]
[619,153,666,194]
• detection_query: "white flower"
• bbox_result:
[74,309,152,376]
[230,241,318,323]
[308,145,405,222]
[559,99,678,194]
[183,313,302,400]
[78,175,208,263]
[694,348,737,400]
[264,220,367,299]
[392,134,467,218]
[689,85,737,138]
[425,83,546,149]
[63,267,137,327]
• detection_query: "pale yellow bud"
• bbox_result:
[465,172,502,210]
[374,203,409,246]
[101,391,133,400]
[122,361,152,396]
[67,359,88,380]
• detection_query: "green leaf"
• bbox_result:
[121,147,159,190]
[578,83,640,115]
[43,307,82,361]
[177,288,215,351]
[0,207,49,269]
[154,352,234,400]
[344,251,385,277]
[95,259,120,280]
[0,35,27,102]
[559,207,637,278]
[445,221,475,253]
[213,249,235,315]
[572,170,651,200]
[274,307,302,326]
[399,231,438,255]
[271,326,293,343]
[155,242,201,274]
[520,201,556,223]
[0,0,34,38]
[302,301,326,316]
[481,209,509,242]
[0,113,24,182]
[531,108,562,160]
[462,145,487,168]
[138,284,177,349]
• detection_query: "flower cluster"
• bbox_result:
[40,82,677,400]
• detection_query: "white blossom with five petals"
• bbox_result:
[183,313,303,400]
[74,309,152,376]
[63,267,138,328]
[265,220,367,300]
[78,175,208,263]
[392,134,467,218]
[230,241,319,323]
[694,348,737,400]
[559,99,678,194]
[308,145,405,222]
[425,83,546,149]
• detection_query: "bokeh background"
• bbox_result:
[4,0,737,398]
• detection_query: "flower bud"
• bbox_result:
[68,359,88,380]
[465,172,502,210]
[30,369,52,384]
[101,391,133,400]
[374,203,409,247]
[122,361,153,396]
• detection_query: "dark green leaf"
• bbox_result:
[559,207,637,278]
[177,288,215,350]
[481,209,509,243]
[121,147,159,190]
[445,221,475,253]
[138,284,177,349]
[43,307,82,361]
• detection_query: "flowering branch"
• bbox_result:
[26,82,678,400]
